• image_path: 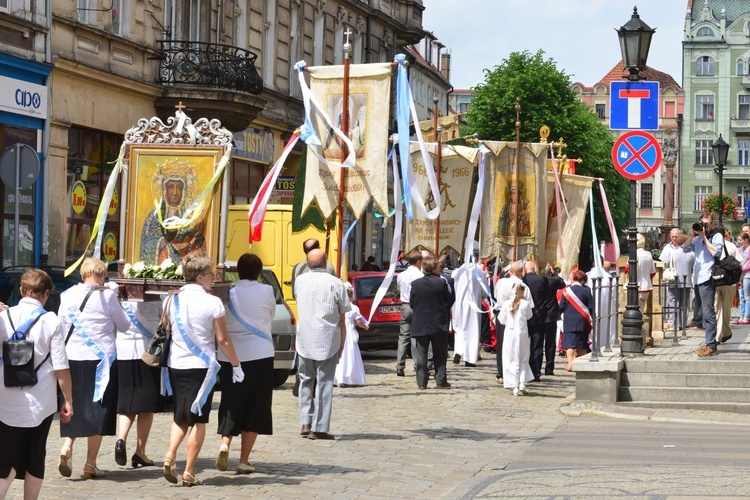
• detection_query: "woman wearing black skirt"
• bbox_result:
[115,300,163,468]
[58,257,132,479]
[162,256,243,487]
[215,253,275,474]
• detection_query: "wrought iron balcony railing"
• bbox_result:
[156,40,263,95]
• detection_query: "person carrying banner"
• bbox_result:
[559,270,594,372]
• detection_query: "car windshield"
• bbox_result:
[354,276,399,299]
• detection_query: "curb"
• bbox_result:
[560,399,750,426]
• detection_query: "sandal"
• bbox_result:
[215,444,229,471]
[182,471,203,487]
[82,463,105,479]
[58,445,72,478]
[163,452,178,484]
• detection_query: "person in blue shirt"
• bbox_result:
[683,214,723,356]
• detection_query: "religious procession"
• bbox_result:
[0,37,681,498]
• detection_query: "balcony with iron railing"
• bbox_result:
[153,40,266,131]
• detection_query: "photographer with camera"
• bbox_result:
[683,214,724,357]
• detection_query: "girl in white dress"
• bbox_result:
[497,283,534,396]
[334,285,368,387]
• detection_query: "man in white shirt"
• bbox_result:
[659,228,694,330]
[395,250,424,376]
[493,261,533,383]
[635,233,656,346]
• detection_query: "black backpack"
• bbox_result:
[711,244,742,287]
[2,311,46,388]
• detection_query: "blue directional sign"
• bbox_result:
[610,81,659,131]
[611,131,662,181]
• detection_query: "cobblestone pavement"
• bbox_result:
[8,350,576,499]
[9,345,750,498]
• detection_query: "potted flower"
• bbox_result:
[701,193,740,220]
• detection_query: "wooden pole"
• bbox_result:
[513,98,521,262]
[336,30,352,278]
[433,96,441,257]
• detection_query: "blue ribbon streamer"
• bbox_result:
[9,307,46,341]
[122,303,154,340]
[227,302,273,344]
[395,54,413,220]
[173,293,219,416]
[67,308,116,402]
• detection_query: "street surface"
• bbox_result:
[7,349,750,499]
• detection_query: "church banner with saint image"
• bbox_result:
[302,63,392,219]
[404,142,478,255]
[479,141,548,263]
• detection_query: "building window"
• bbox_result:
[697,27,714,37]
[695,140,714,165]
[739,140,750,166]
[740,95,750,119]
[695,186,712,212]
[459,102,469,113]
[695,94,714,120]
[664,101,676,118]
[697,56,715,76]
[640,183,653,209]
[0,0,8,12]
[595,103,606,120]
[78,0,92,24]
[66,127,123,267]
[739,58,746,76]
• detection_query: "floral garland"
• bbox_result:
[123,258,183,280]
[701,193,740,220]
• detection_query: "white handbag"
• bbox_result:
[663,251,677,282]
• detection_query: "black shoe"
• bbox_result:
[131,453,155,468]
[396,369,405,377]
[545,371,554,376]
[453,354,461,364]
[464,362,477,367]
[115,439,127,466]
[437,382,452,389]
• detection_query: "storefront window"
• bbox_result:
[66,127,123,266]
[0,125,37,268]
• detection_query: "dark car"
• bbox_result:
[348,271,400,349]
[0,266,82,312]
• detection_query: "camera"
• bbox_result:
[692,221,707,232]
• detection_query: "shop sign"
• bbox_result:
[0,76,48,119]
[71,180,87,214]
[108,187,119,216]
[233,127,274,163]
[275,176,295,197]
[102,232,117,262]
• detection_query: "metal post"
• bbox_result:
[621,179,645,355]
[13,145,19,266]
[590,276,601,362]
[717,165,724,225]
[603,274,614,353]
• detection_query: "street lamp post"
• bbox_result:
[712,135,730,224]
[617,6,655,356]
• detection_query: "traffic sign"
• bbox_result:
[611,130,662,181]
[610,81,659,131]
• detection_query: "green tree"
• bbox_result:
[464,50,629,268]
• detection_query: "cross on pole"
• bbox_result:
[344,28,352,45]
[175,101,186,112]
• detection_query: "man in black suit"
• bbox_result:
[522,261,564,380]
[410,256,455,389]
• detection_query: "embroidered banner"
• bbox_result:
[479,141,549,263]
[403,143,478,256]
[302,63,392,219]
[543,173,592,277]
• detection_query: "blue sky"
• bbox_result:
[422,0,687,89]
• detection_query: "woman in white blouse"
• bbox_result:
[58,257,131,480]
[115,300,163,468]
[162,256,243,487]
[0,269,73,499]
[215,253,275,475]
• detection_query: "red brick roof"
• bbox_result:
[573,62,682,92]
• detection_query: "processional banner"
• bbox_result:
[301,63,392,219]
[403,143,478,255]
[479,141,548,263]
[542,173,591,278]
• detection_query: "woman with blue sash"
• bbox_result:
[215,253,275,475]
[162,256,244,487]
[0,269,74,499]
[115,300,163,468]
[58,258,132,480]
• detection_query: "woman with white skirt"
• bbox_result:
[334,284,367,387]
[497,282,534,396]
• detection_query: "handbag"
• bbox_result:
[2,312,46,388]
[711,244,742,287]
[662,251,677,282]
[142,294,174,368]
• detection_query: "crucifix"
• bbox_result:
[175,101,186,112]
